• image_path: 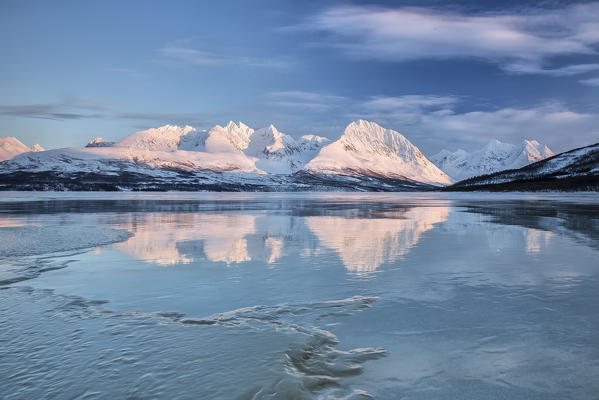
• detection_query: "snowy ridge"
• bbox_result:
[432,139,554,181]
[0,137,44,162]
[305,120,452,185]
[449,142,599,190]
[245,125,331,174]
[115,125,197,152]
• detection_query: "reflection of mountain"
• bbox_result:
[526,228,553,253]
[306,207,449,272]
[112,206,449,270]
[114,213,257,265]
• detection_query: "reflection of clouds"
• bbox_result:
[114,213,257,265]
[525,228,553,253]
[306,207,450,272]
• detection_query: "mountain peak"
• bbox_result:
[347,119,384,131]
[225,121,250,132]
[0,137,42,161]
[306,121,451,185]
[523,139,540,146]
[207,121,254,152]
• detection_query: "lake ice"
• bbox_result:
[1,192,598,399]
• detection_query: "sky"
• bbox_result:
[1,0,599,156]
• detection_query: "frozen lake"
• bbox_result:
[1,192,599,399]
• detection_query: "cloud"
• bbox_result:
[297,3,599,75]
[353,96,599,153]
[363,95,458,111]
[158,40,291,69]
[505,63,599,76]
[0,102,211,126]
[0,102,105,120]
[580,77,599,86]
[353,95,458,125]
[267,91,348,111]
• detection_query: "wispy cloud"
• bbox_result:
[158,39,291,69]
[353,95,458,125]
[580,77,599,86]
[0,101,211,126]
[353,96,599,153]
[267,91,348,111]
[295,3,599,76]
[363,95,458,112]
[0,102,105,120]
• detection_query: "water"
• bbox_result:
[1,192,598,399]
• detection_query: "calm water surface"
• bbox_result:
[1,192,598,399]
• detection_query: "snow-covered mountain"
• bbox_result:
[0,120,462,190]
[245,125,331,174]
[1,122,332,176]
[431,139,554,181]
[447,142,599,191]
[305,120,452,185]
[0,137,44,161]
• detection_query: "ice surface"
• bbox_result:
[1,192,599,399]
[0,225,132,257]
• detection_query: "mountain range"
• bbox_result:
[446,142,599,191]
[431,139,554,181]
[0,120,594,191]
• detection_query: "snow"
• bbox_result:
[2,146,262,174]
[432,139,554,181]
[305,120,452,185]
[1,122,332,177]
[0,137,44,161]
[205,121,254,153]
[1,120,462,186]
[456,143,599,187]
[243,125,330,174]
[115,125,197,152]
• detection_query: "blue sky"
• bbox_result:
[1,0,599,155]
